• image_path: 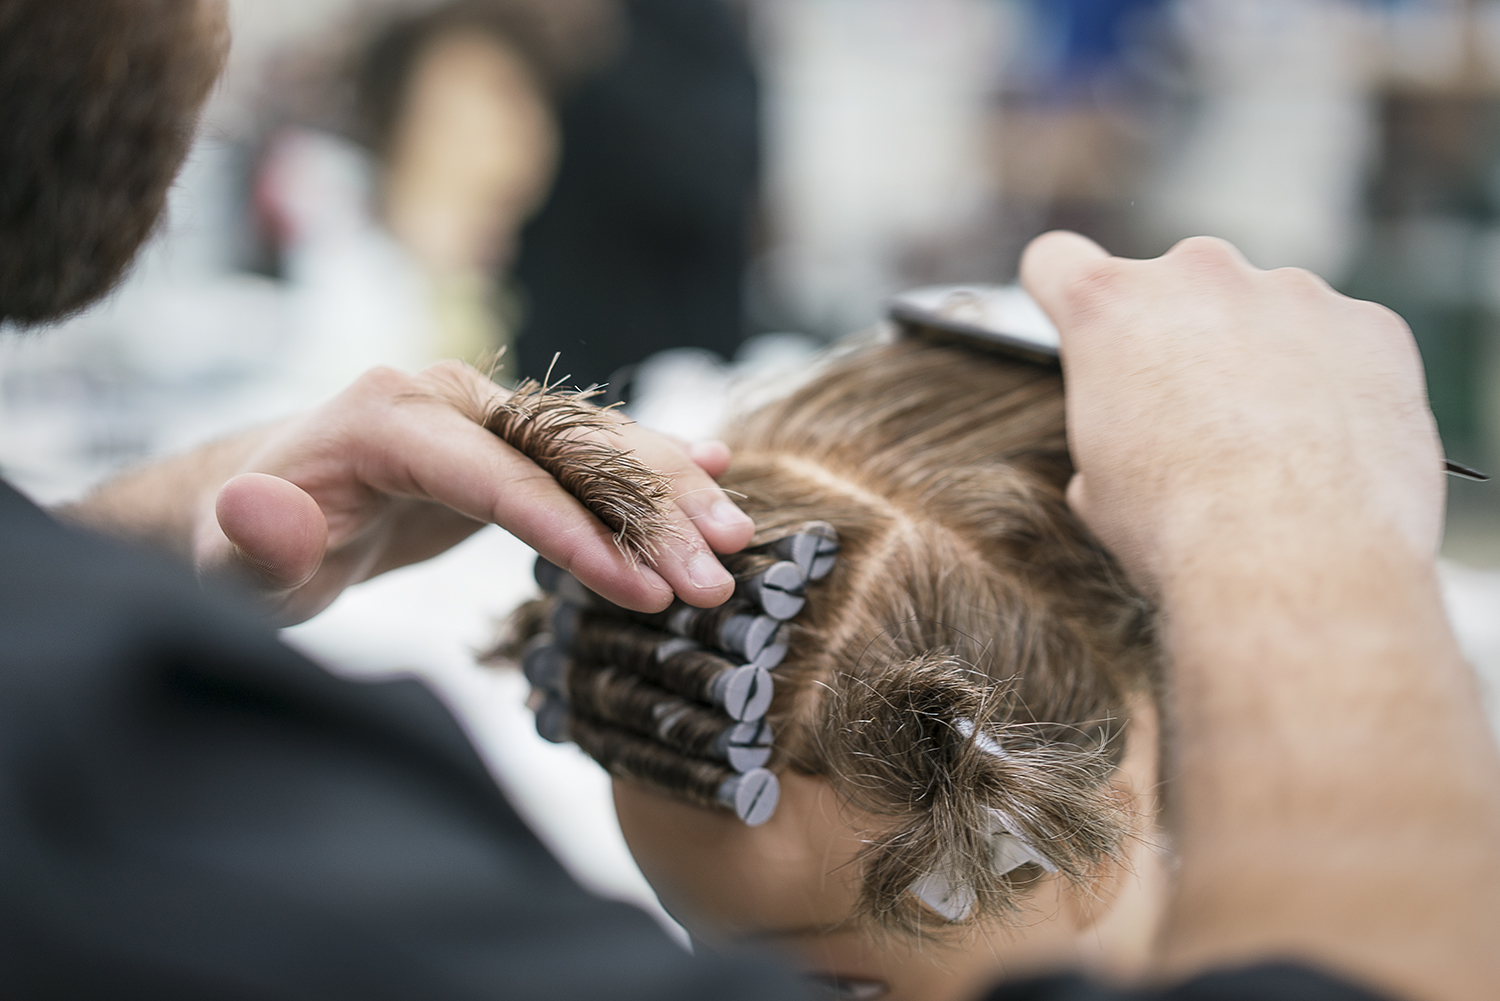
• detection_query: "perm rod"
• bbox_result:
[570,618,775,721]
[737,560,807,620]
[664,603,790,669]
[715,717,775,772]
[717,768,780,827]
[533,692,572,744]
[767,521,840,581]
[521,635,568,695]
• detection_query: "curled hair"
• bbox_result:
[496,338,1158,932]
[723,339,1158,932]
[0,0,226,326]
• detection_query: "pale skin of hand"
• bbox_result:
[62,362,754,625]
[1021,232,1500,1001]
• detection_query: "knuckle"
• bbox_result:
[1063,258,1133,316]
[1164,235,1248,274]
[353,365,410,393]
[340,366,415,412]
[1352,297,1409,333]
[421,359,476,382]
[1268,265,1333,298]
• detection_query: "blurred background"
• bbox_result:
[2,0,1499,930]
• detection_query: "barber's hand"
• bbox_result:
[193,363,754,625]
[1020,232,1445,591]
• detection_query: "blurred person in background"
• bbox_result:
[254,0,620,375]
[988,0,1174,273]
[256,0,759,393]
[512,0,761,391]
[348,0,619,371]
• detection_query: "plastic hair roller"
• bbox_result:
[737,561,807,620]
[767,521,841,581]
[718,768,780,826]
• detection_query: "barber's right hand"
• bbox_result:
[194,362,754,626]
[1020,232,1445,592]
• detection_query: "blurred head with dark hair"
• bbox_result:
[353,0,616,274]
[0,0,228,328]
[353,0,616,160]
[339,0,618,366]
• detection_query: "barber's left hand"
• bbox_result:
[194,362,753,625]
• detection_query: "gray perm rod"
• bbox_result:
[550,602,582,649]
[738,561,807,621]
[768,522,840,581]
[715,718,774,772]
[749,630,789,671]
[717,768,780,826]
[709,664,774,722]
[521,637,568,695]
[533,694,572,744]
[533,557,597,607]
[718,613,783,664]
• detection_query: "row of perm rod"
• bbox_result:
[533,520,838,663]
[522,522,839,826]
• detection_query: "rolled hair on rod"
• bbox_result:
[713,338,1159,933]
[566,660,772,770]
[664,601,788,668]
[489,338,1158,928]
[534,560,789,666]
[569,613,774,720]
[567,713,780,825]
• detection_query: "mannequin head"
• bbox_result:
[504,339,1165,999]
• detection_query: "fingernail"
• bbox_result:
[688,551,732,590]
[710,499,753,530]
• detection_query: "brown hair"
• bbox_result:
[0,0,227,327]
[497,338,1158,933]
[720,339,1157,931]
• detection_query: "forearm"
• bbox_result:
[55,424,277,560]
[1155,507,1500,1001]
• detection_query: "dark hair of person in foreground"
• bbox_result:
[0,0,225,327]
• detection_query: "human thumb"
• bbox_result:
[210,473,328,593]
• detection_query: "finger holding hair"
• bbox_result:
[195,362,752,624]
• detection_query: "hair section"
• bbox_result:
[442,373,678,563]
[493,338,1157,931]
[720,338,1157,932]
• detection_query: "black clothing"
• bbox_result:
[514,0,760,390]
[0,477,1401,1001]
[985,964,1397,1001]
[0,477,800,1000]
